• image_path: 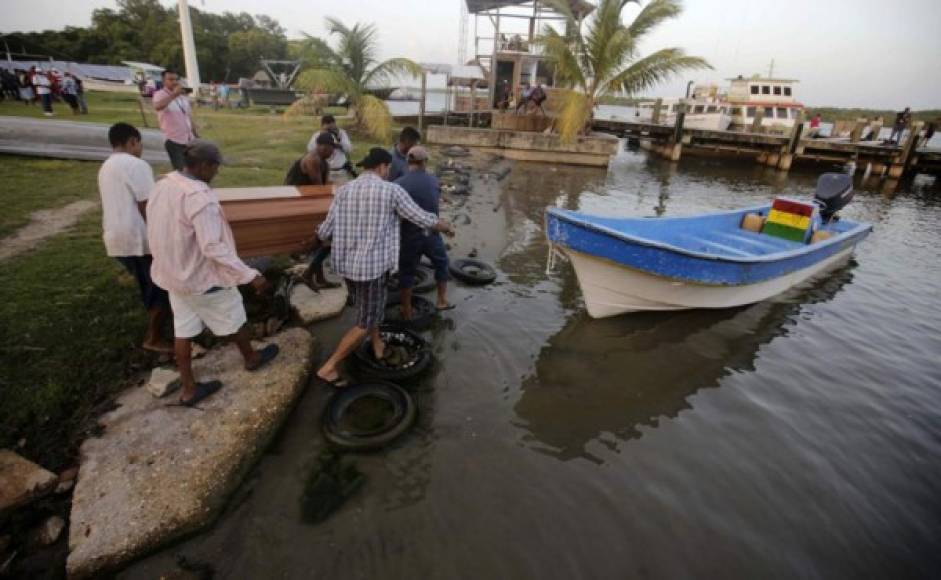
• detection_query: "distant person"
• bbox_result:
[61,73,80,114]
[308,115,356,178]
[0,69,18,101]
[496,80,511,111]
[209,80,219,110]
[99,122,172,354]
[31,66,53,116]
[147,141,278,406]
[16,69,33,104]
[889,107,911,144]
[515,82,532,114]
[388,126,421,181]
[808,113,822,138]
[153,69,197,170]
[530,83,548,115]
[923,121,936,148]
[218,82,230,109]
[394,146,454,318]
[312,148,454,387]
[74,74,88,114]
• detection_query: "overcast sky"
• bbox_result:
[2,0,939,109]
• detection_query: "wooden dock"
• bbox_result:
[591,116,941,178]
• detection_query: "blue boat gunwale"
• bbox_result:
[546,205,873,264]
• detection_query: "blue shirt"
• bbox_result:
[388,145,409,181]
[395,168,440,240]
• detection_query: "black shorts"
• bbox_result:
[116,255,170,310]
[346,275,387,329]
[165,140,187,171]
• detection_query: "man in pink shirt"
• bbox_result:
[147,141,278,406]
[152,69,197,171]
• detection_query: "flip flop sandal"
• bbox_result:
[436,304,456,311]
[178,380,223,407]
[246,344,280,371]
[318,375,351,388]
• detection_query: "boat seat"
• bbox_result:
[675,235,756,258]
[714,231,797,253]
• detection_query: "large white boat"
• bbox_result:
[636,85,732,131]
[725,75,804,132]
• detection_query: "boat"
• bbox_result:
[545,173,871,318]
[636,92,732,131]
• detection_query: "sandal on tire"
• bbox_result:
[246,344,280,371]
[179,380,224,407]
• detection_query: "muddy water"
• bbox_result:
[123,151,941,579]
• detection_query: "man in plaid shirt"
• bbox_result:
[315,148,454,386]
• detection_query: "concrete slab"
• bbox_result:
[290,282,348,324]
[426,125,618,167]
[0,450,58,517]
[66,329,315,578]
[0,117,169,165]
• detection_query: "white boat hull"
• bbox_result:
[564,247,855,318]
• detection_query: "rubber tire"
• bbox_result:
[387,265,436,294]
[322,382,417,452]
[449,258,497,285]
[352,325,433,383]
[383,295,437,331]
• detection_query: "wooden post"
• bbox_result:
[668,102,685,162]
[890,120,924,178]
[443,75,450,127]
[751,107,765,133]
[469,80,477,127]
[778,111,804,171]
[869,118,884,142]
[418,71,427,132]
[849,118,867,142]
[652,97,663,125]
[137,96,150,128]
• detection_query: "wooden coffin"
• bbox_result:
[217,185,333,258]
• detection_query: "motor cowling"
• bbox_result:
[814,173,854,222]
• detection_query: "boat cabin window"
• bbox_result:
[694,105,705,113]
[791,109,801,119]
[670,105,678,113]
[730,107,742,116]
[750,85,759,95]
[773,86,782,96]
[776,107,788,119]
[707,105,718,113]
[762,85,771,95]
[746,106,757,118]
[784,87,792,96]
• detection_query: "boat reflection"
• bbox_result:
[513,262,857,463]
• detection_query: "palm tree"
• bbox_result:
[291,18,421,140]
[538,0,711,141]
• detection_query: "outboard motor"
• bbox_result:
[814,172,854,223]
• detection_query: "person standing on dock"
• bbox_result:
[394,146,454,317]
[313,147,454,387]
[153,69,197,171]
[889,107,911,144]
[98,122,172,354]
[147,141,279,406]
[808,113,822,138]
[388,127,421,182]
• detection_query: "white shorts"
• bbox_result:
[169,287,247,339]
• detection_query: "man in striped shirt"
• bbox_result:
[147,141,279,406]
[314,148,454,386]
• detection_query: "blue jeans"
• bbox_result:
[399,233,449,288]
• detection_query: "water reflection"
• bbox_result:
[513,263,857,463]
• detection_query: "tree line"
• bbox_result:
[1,0,333,82]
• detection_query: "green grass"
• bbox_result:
[0,91,388,469]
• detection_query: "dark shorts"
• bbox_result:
[399,233,449,288]
[116,255,170,310]
[165,140,187,171]
[346,275,387,329]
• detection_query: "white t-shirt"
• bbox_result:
[98,153,155,257]
[307,128,352,170]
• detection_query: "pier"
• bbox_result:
[592,114,941,178]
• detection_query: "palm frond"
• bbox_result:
[601,48,711,96]
[627,0,683,41]
[325,17,379,85]
[294,68,356,96]
[536,26,586,90]
[554,89,593,143]
[354,94,393,141]
[363,58,422,89]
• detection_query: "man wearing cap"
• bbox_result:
[147,140,279,406]
[395,146,454,317]
[314,147,454,386]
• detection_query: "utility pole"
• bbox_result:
[2,37,12,64]
[178,0,201,92]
